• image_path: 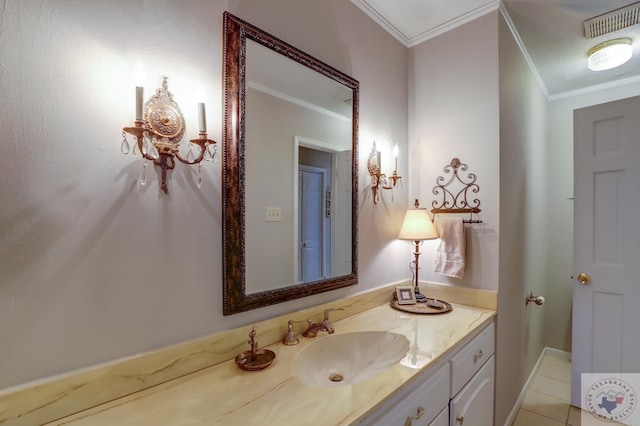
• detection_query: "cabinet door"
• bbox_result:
[450,356,494,426]
[430,407,449,426]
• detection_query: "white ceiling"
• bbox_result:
[351,0,640,98]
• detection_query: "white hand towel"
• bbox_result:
[433,217,466,279]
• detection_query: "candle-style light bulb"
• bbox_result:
[196,86,207,133]
[393,143,399,173]
[133,58,146,122]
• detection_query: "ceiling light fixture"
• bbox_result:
[587,38,633,71]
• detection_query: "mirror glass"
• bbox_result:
[223,12,359,315]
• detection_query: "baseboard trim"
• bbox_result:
[503,347,571,425]
[543,347,571,361]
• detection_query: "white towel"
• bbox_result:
[433,217,466,279]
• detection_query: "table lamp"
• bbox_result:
[398,199,439,302]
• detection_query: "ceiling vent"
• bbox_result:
[584,2,640,39]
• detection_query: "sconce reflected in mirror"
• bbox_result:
[121,73,218,194]
[367,141,401,204]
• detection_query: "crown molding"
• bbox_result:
[351,0,500,47]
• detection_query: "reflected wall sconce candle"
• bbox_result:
[398,199,439,303]
[121,73,218,194]
[367,141,401,204]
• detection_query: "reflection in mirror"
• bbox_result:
[223,12,359,315]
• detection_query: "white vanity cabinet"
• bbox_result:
[450,357,494,426]
[361,321,495,426]
[449,322,495,426]
[363,362,450,426]
[431,407,450,426]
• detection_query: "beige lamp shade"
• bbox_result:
[398,208,438,241]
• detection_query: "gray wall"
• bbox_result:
[407,11,546,425]
[497,12,549,425]
[0,0,409,390]
[244,88,350,293]
[408,12,501,292]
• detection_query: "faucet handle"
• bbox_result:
[323,307,344,321]
[321,308,344,333]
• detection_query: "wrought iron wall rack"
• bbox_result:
[431,157,482,224]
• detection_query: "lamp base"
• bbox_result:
[414,287,427,303]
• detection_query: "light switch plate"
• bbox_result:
[265,207,281,222]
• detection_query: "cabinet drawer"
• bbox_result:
[449,323,494,397]
[368,363,450,426]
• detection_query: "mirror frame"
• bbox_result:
[222,12,359,315]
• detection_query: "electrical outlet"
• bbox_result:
[265,207,281,222]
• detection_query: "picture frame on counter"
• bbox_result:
[395,285,417,305]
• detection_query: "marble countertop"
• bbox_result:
[48,303,495,425]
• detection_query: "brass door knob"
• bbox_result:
[577,273,591,285]
[456,415,464,424]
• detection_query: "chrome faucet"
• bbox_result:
[302,308,344,337]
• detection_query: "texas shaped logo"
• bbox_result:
[597,390,625,414]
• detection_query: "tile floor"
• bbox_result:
[511,354,625,426]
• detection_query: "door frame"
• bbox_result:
[293,135,343,283]
[298,165,327,283]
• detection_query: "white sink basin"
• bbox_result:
[292,331,410,388]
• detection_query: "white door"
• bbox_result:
[571,96,640,407]
[298,167,324,283]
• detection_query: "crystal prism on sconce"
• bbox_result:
[367,141,401,204]
[121,76,218,194]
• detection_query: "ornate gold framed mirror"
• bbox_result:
[222,12,359,315]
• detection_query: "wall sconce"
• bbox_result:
[398,199,439,303]
[121,75,218,194]
[367,141,401,204]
